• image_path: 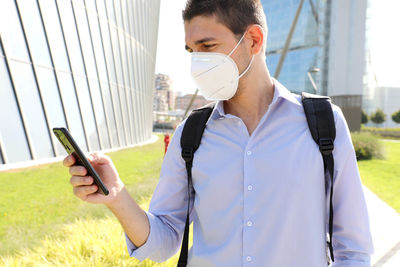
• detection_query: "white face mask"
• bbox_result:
[190,32,255,101]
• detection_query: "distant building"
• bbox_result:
[175,94,212,112]
[154,74,175,112]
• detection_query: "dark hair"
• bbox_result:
[182,0,267,37]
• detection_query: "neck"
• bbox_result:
[223,58,274,135]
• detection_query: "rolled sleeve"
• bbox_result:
[330,105,374,266]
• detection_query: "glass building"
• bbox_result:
[261,0,368,131]
[262,0,329,94]
[0,0,160,167]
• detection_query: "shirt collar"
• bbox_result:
[206,78,300,125]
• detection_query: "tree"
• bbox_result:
[361,110,369,124]
[370,109,386,125]
[392,110,400,124]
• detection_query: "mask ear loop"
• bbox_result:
[238,55,255,79]
[227,31,247,57]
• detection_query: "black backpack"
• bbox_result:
[178,92,336,266]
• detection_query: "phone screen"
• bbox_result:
[53,127,109,195]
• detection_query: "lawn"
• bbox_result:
[358,140,400,213]
[0,135,183,266]
[0,136,398,266]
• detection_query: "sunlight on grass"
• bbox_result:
[359,140,400,213]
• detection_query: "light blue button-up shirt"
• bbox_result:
[126,80,374,266]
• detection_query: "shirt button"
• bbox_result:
[246,256,252,262]
[247,221,253,227]
[247,185,253,191]
[246,151,252,156]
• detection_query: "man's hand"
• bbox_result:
[63,152,124,206]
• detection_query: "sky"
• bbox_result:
[155,0,400,95]
[155,0,196,95]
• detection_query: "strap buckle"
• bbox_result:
[181,148,194,162]
[319,138,334,155]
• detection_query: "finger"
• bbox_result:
[73,185,98,199]
[63,155,76,167]
[70,176,93,187]
[88,152,111,165]
[69,165,87,176]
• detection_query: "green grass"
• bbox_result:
[0,135,185,266]
[358,140,400,213]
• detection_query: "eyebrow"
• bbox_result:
[185,37,217,51]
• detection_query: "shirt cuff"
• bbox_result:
[125,210,157,261]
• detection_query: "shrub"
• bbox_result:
[392,110,400,124]
[361,110,369,124]
[351,132,386,160]
[370,109,386,124]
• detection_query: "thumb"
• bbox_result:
[88,152,111,165]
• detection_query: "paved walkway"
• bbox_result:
[363,186,400,266]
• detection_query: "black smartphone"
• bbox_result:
[52,127,109,195]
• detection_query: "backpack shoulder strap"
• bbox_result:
[301,92,336,263]
[178,105,214,267]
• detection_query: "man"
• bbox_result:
[64,0,374,266]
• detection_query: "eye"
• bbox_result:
[203,44,216,49]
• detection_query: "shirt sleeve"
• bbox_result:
[330,105,374,267]
[125,122,196,263]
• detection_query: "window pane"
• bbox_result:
[0,58,31,163]
[114,0,123,29]
[98,16,117,84]
[35,66,68,156]
[38,0,70,71]
[0,39,4,57]
[56,71,87,151]
[86,0,108,83]
[111,84,126,146]
[100,82,119,147]
[72,1,98,80]
[0,1,30,61]
[104,0,116,26]
[118,85,131,144]
[17,0,52,67]
[87,79,110,149]
[73,76,100,151]
[110,26,123,85]
[118,28,130,89]
[0,144,4,164]
[9,60,53,159]
[56,0,85,76]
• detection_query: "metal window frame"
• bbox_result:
[14,0,57,158]
[125,0,139,144]
[0,35,35,160]
[103,0,129,146]
[70,0,103,150]
[81,0,113,149]
[36,0,71,156]
[54,0,90,151]
[0,132,6,164]
[112,0,134,145]
[118,0,136,145]
[93,0,122,148]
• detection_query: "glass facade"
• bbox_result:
[0,0,160,166]
[262,0,330,94]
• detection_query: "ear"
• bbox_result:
[246,24,264,55]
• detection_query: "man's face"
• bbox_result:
[184,15,250,69]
